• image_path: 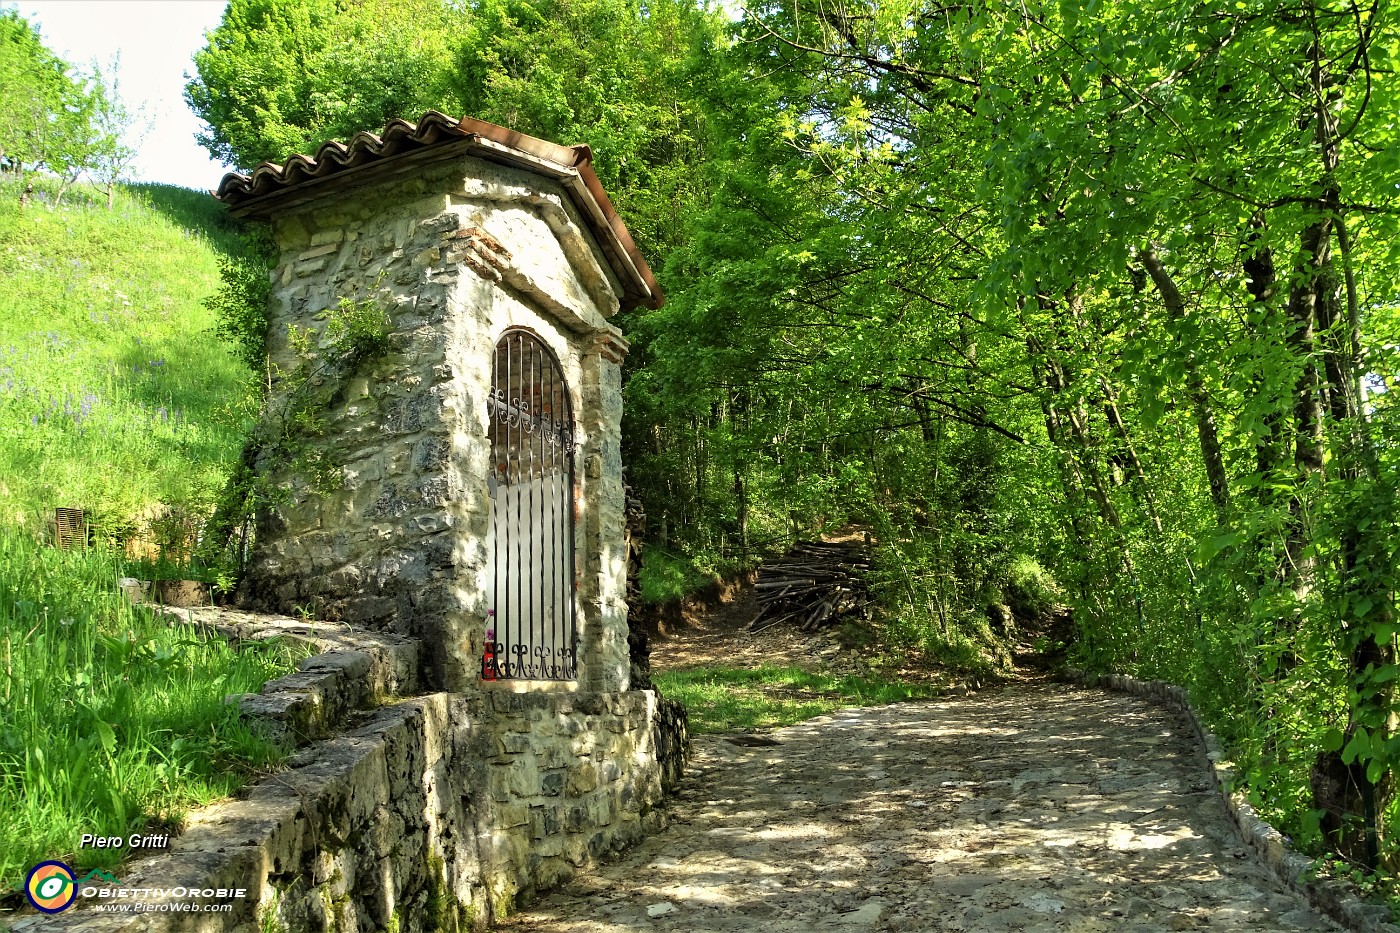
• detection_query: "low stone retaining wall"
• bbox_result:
[14,685,686,933]
[651,697,689,795]
[478,689,688,908]
[163,606,423,743]
[1067,668,1399,933]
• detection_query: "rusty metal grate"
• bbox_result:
[54,507,87,550]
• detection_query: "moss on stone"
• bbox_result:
[425,851,454,932]
[493,889,514,923]
[316,868,353,933]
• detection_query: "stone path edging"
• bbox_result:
[12,694,454,932]
[1065,668,1398,933]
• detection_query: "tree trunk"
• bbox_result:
[734,470,748,559]
[1298,31,1392,868]
[1140,248,1230,519]
[1280,215,1331,602]
[1035,331,1121,530]
[54,168,83,207]
[1242,219,1287,489]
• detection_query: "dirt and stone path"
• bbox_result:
[505,683,1338,931]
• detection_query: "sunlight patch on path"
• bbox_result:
[504,685,1339,932]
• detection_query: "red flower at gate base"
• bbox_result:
[482,611,498,680]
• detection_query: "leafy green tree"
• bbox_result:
[205,227,277,375]
[0,11,142,205]
[85,60,144,209]
[186,0,462,170]
[669,0,1400,870]
[0,9,91,190]
[187,0,718,261]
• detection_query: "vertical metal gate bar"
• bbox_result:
[566,378,575,676]
[488,368,496,680]
[546,357,557,675]
[553,363,562,677]
[535,352,544,679]
[504,332,512,677]
[531,336,540,678]
[498,340,507,677]
[496,342,507,678]
[507,334,516,678]
[551,358,562,672]
[552,361,560,677]
[521,333,532,678]
[536,340,546,677]
[502,337,510,678]
[528,340,538,678]
[521,337,528,678]
[490,391,500,680]
[566,405,576,677]
[512,333,523,677]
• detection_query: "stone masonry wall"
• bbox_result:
[242,153,632,693]
[13,677,689,933]
[478,689,690,910]
[242,159,472,690]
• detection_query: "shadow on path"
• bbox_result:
[504,685,1336,932]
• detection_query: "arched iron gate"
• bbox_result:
[484,330,578,680]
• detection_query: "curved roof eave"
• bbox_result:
[214,111,663,311]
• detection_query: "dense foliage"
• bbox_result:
[185,0,716,260]
[187,0,1400,879]
[651,0,1400,875]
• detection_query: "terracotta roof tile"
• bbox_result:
[215,111,662,310]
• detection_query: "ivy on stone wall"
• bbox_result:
[199,291,394,578]
[205,226,277,377]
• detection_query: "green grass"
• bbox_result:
[636,545,718,604]
[0,176,256,530]
[653,664,941,735]
[0,528,310,890]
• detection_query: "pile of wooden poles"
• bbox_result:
[748,540,872,633]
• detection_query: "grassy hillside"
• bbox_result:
[0,178,255,532]
[0,180,312,897]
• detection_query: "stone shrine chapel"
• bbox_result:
[217,111,661,696]
[206,111,683,930]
